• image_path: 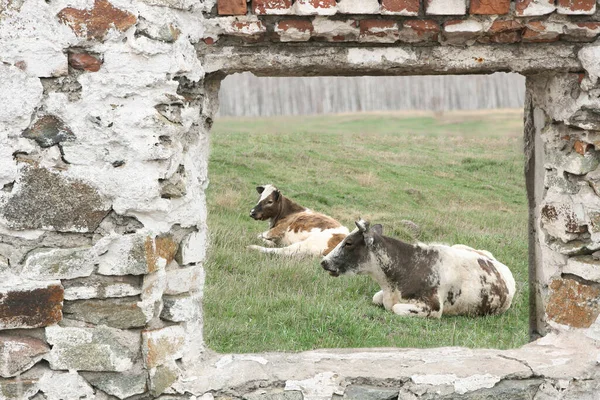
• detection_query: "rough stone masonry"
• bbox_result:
[1,0,600,398]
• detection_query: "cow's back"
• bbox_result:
[278,211,346,246]
[435,245,516,316]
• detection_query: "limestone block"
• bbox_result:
[425,0,466,15]
[63,297,148,329]
[563,256,600,282]
[97,234,159,276]
[544,170,582,195]
[0,335,49,378]
[337,0,379,14]
[22,247,96,281]
[0,167,111,233]
[63,274,142,300]
[547,148,599,176]
[38,370,94,400]
[149,359,180,396]
[343,385,399,400]
[142,325,186,369]
[0,279,63,329]
[540,202,586,243]
[0,364,46,400]
[547,277,600,328]
[244,390,303,400]
[81,370,147,399]
[160,294,200,322]
[165,266,204,296]
[45,325,140,372]
[176,230,206,266]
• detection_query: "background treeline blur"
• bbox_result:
[218,72,525,117]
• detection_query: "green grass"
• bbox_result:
[204,109,529,353]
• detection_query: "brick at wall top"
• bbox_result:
[217,0,599,16]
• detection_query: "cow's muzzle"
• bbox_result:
[320,259,339,277]
[250,209,259,220]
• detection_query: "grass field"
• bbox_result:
[204,109,529,354]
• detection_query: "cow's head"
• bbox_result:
[250,184,281,220]
[320,219,382,277]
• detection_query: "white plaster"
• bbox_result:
[179,231,207,266]
[516,0,556,16]
[38,371,95,400]
[313,18,359,40]
[411,373,500,394]
[165,265,204,295]
[292,0,337,16]
[444,20,484,34]
[579,44,600,88]
[215,355,269,369]
[285,372,346,400]
[347,48,417,65]
[337,0,379,14]
[275,25,312,42]
[425,0,466,15]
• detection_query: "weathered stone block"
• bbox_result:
[38,370,95,400]
[142,325,185,369]
[0,167,111,233]
[22,247,96,281]
[522,21,560,43]
[63,274,142,300]
[63,297,148,329]
[275,20,313,42]
[312,18,359,42]
[149,360,179,397]
[546,149,599,175]
[470,0,510,14]
[343,385,399,400]
[0,335,49,378]
[443,20,484,45]
[0,280,63,329]
[425,0,466,15]
[381,0,419,15]
[0,364,45,400]
[563,22,600,42]
[540,202,586,243]
[68,53,102,72]
[399,20,440,43]
[175,230,206,266]
[253,0,292,15]
[46,325,140,372]
[547,277,600,328]
[57,0,137,40]
[244,391,304,400]
[292,0,337,16]
[21,115,75,148]
[337,0,379,14]
[359,20,399,43]
[81,370,147,399]
[218,0,247,15]
[557,0,596,15]
[160,294,199,322]
[563,255,600,283]
[165,266,203,295]
[515,0,555,16]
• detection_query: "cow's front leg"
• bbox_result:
[372,290,384,306]
[391,303,439,318]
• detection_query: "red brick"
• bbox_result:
[68,53,102,72]
[359,19,399,43]
[557,0,596,14]
[488,20,523,34]
[275,19,313,41]
[381,0,419,15]
[522,21,560,42]
[293,0,337,15]
[57,0,137,40]
[218,0,247,15]
[470,0,510,14]
[277,19,313,32]
[574,140,593,155]
[253,0,291,14]
[0,282,64,329]
[399,20,440,42]
[515,0,555,16]
[547,277,600,328]
[480,20,523,43]
[225,19,267,38]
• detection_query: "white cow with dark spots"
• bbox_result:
[248,185,349,257]
[321,219,516,318]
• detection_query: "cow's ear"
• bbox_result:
[372,224,383,235]
[273,190,280,201]
[256,186,265,194]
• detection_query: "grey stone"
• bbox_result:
[0,167,110,232]
[165,265,203,296]
[81,370,147,399]
[45,325,140,372]
[545,170,582,194]
[97,234,153,276]
[563,255,600,282]
[0,335,49,378]
[159,176,187,199]
[175,231,206,266]
[22,247,96,280]
[343,385,398,400]
[0,363,46,400]
[546,149,600,175]
[160,293,199,322]
[62,274,142,300]
[63,297,148,329]
[21,115,75,148]
[38,370,95,400]
[142,325,185,369]
[244,390,304,400]
[149,360,179,397]
[432,378,543,399]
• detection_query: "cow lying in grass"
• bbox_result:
[321,219,515,318]
[248,185,349,256]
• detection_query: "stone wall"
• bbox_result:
[1,0,600,398]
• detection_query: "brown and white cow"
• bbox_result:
[248,185,349,257]
[320,219,516,318]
